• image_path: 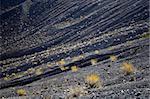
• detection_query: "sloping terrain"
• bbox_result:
[0,0,149,98]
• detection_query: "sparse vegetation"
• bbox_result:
[16,89,26,96]
[71,66,78,72]
[85,73,102,88]
[27,68,35,74]
[58,59,66,65]
[35,68,43,75]
[66,85,87,98]
[94,50,100,54]
[121,62,136,75]
[91,59,98,65]
[4,76,9,81]
[110,55,117,62]
[60,66,65,71]
[47,63,52,67]
[1,0,148,98]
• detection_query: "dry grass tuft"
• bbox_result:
[27,68,35,74]
[121,62,136,75]
[66,85,87,98]
[60,66,69,71]
[94,50,100,54]
[85,73,102,88]
[71,66,78,72]
[60,66,66,71]
[16,89,26,96]
[58,59,66,65]
[90,59,98,65]
[35,68,43,75]
[110,55,117,62]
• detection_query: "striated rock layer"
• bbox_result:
[0,0,149,98]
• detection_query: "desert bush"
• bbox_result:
[90,59,98,65]
[121,62,136,75]
[71,66,78,72]
[85,73,102,88]
[110,55,117,62]
[16,89,26,96]
[66,85,87,98]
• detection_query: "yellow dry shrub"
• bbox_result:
[67,85,87,98]
[16,89,26,96]
[4,77,9,81]
[121,62,136,75]
[60,66,66,71]
[3,75,10,81]
[78,55,84,58]
[58,59,66,65]
[85,73,102,88]
[71,66,78,72]
[47,63,52,67]
[65,66,69,70]
[60,65,69,71]
[90,59,98,65]
[94,50,100,54]
[35,68,43,75]
[110,55,117,62]
[27,68,35,74]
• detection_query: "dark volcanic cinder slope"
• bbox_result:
[0,0,149,98]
